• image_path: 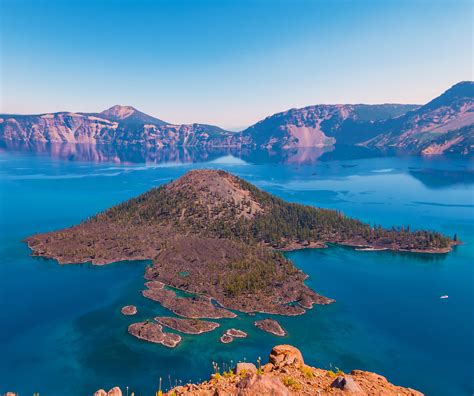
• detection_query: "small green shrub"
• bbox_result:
[283,377,302,390]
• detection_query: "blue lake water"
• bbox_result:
[0,148,473,395]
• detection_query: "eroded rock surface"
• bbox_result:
[159,344,423,395]
[143,281,236,319]
[269,344,304,368]
[331,375,363,393]
[254,319,286,336]
[155,316,219,334]
[220,334,234,344]
[120,305,137,315]
[128,321,181,348]
[233,362,257,376]
[226,328,248,338]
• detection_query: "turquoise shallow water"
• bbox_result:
[0,149,473,395]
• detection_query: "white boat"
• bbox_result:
[440,295,449,299]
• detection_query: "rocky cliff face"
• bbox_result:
[0,105,237,148]
[238,82,474,155]
[236,103,419,150]
[359,81,474,154]
[0,112,119,144]
[1,82,472,155]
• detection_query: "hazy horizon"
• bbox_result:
[1,0,472,129]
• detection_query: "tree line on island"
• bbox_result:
[93,174,454,252]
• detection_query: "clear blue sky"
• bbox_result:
[1,0,472,129]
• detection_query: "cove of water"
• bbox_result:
[0,147,473,395]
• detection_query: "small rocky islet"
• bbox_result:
[120,305,137,315]
[128,317,220,347]
[127,321,181,348]
[254,319,287,337]
[155,316,220,335]
[219,328,248,344]
[25,170,458,347]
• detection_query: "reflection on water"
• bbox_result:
[0,140,384,165]
[409,168,474,189]
[1,141,473,193]
[0,140,232,165]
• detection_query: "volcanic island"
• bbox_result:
[25,170,457,346]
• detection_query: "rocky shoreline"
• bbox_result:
[254,319,287,337]
[127,321,181,348]
[155,316,220,334]
[339,241,460,254]
[142,281,236,319]
[273,238,458,255]
[220,328,248,343]
[120,305,137,315]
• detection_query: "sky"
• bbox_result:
[1,0,472,129]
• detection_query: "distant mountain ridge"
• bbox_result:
[1,81,472,155]
[356,81,474,155]
[238,103,420,149]
[0,105,236,148]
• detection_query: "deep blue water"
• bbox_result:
[0,149,473,396]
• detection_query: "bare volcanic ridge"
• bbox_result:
[26,169,456,318]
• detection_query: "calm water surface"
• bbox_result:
[0,149,473,395]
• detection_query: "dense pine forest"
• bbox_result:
[91,171,454,251]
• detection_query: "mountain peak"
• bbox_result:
[440,80,474,99]
[99,105,168,125]
[166,169,263,219]
[100,105,138,120]
[449,80,474,89]
[423,81,474,110]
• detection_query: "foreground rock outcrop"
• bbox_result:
[93,387,122,396]
[94,344,423,395]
